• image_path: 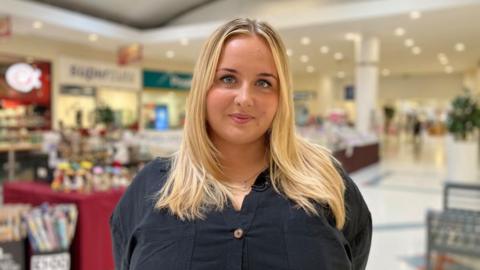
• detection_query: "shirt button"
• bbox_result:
[233,228,244,239]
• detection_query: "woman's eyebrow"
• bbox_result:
[217,68,238,73]
[258,73,278,81]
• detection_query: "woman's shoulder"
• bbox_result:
[111,157,172,230]
[129,156,172,192]
[332,160,372,238]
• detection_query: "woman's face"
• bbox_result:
[206,34,279,147]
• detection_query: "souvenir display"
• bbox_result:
[51,161,131,193]
[24,203,78,253]
[0,204,31,242]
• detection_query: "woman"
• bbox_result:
[111,18,372,270]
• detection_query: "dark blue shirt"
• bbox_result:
[110,158,372,270]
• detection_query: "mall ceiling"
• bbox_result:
[1,0,480,78]
[29,0,219,29]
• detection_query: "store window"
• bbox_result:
[0,55,51,142]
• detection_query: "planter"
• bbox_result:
[446,135,479,183]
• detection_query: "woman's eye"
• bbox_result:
[220,75,236,84]
[256,79,272,88]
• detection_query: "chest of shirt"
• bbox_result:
[127,188,352,270]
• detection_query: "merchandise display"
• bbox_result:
[41,127,146,182]
[297,122,378,153]
[3,182,124,270]
[24,203,78,253]
[51,161,131,192]
[135,129,182,157]
[0,204,31,242]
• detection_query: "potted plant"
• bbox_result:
[94,105,115,129]
[445,90,480,183]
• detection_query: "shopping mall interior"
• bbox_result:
[0,0,479,269]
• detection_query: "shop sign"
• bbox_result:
[344,85,355,100]
[0,16,11,37]
[294,91,317,101]
[60,85,96,96]
[143,70,192,90]
[118,43,142,66]
[58,57,141,90]
[5,63,42,93]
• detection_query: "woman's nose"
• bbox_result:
[234,83,253,107]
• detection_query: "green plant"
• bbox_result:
[446,90,480,140]
[94,105,115,126]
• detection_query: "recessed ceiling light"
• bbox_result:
[306,66,315,73]
[300,37,311,45]
[410,11,421,20]
[32,21,43,29]
[334,52,344,61]
[286,49,293,56]
[319,46,329,54]
[454,43,465,52]
[445,66,453,74]
[395,27,406,36]
[300,55,309,63]
[180,38,189,46]
[438,54,449,65]
[381,69,391,76]
[166,50,175,59]
[412,46,421,55]
[337,71,345,79]
[345,32,359,41]
[404,39,414,47]
[88,33,98,42]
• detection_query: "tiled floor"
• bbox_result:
[351,134,479,270]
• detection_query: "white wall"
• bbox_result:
[378,73,464,101]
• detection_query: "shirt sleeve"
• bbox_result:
[110,214,127,270]
[335,162,373,270]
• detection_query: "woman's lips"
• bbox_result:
[229,113,253,124]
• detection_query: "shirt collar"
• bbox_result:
[251,168,270,192]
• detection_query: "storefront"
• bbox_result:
[57,57,141,129]
[141,70,191,130]
[0,54,52,133]
[0,54,51,180]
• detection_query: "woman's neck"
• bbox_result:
[214,139,268,184]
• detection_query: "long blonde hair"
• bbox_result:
[155,18,346,229]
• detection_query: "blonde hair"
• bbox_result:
[155,18,346,229]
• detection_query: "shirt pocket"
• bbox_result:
[128,211,195,270]
[283,206,352,270]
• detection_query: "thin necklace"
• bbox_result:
[223,165,268,193]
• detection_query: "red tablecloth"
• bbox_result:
[3,181,125,270]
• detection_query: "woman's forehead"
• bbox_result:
[217,35,277,72]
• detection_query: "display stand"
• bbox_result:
[3,182,124,270]
[30,251,70,270]
[426,183,480,270]
[0,240,26,270]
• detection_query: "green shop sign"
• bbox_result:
[143,70,192,90]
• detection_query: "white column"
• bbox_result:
[317,76,334,116]
[354,36,380,134]
[476,67,480,95]
[463,69,477,92]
